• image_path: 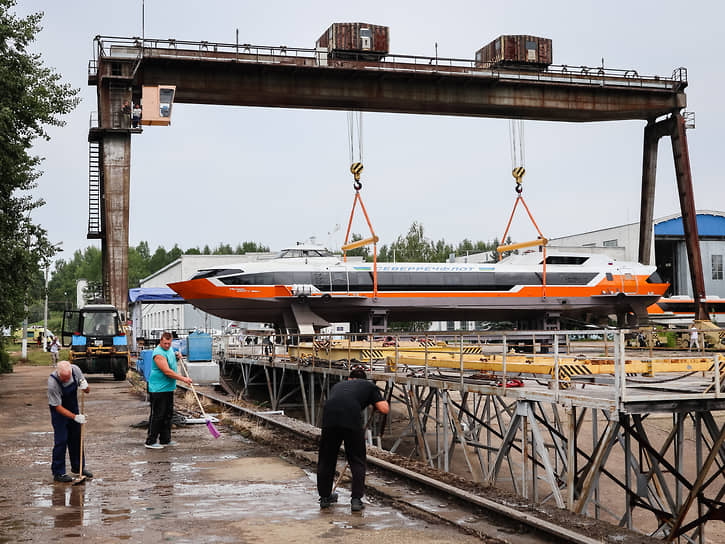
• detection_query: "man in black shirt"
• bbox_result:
[317,368,389,512]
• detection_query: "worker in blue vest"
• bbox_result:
[47,360,92,483]
[145,332,192,449]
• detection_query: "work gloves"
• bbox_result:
[79,379,89,390]
[74,414,87,424]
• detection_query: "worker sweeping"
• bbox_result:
[48,360,92,483]
[317,367,389,512]
[145,332,192,449]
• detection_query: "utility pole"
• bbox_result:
[43,266,49,351]
[21,308,28,360]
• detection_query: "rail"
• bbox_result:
[92,35,686,92]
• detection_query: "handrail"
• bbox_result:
[219,327,725,409]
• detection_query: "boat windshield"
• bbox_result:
[279,249,334,258]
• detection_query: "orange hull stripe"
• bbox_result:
[170,276,667,301]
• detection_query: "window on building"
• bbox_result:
[603,239,618,247]
[713,254,723,280]
[446,321,456,331]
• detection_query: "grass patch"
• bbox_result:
[7,344,69,367]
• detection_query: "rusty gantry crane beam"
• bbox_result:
[88,37,705,320]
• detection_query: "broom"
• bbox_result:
[72,391,87,486]
[177,353,221,439]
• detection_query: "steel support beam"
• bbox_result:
[639,121,660,264]
[669,112,708,320]
[137,56,685,122]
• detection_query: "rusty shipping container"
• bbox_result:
[475,35,552,69]
[316,23,389,59]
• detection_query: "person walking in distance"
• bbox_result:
[48,360,92,483]
[689,323,700,351]
[145,332,192,449]
[49,336,60,365]
[317,368,389,512]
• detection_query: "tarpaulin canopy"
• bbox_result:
[128,287,184,304]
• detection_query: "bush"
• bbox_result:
[0,345,12,374]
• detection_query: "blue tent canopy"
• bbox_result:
[128,287,184,303]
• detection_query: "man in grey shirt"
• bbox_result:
[48,360,92,482]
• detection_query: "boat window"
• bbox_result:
[646,271,664,284]
[279,249,333,258]
[606,272,613,281]
[280,250,302,258]
[541,256,589,265]
[191,268,243,280]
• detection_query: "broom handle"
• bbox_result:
[79,388,84,472]
[177,354,208,419]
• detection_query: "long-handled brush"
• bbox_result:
[72,392,87,486]
[177,354,221,439]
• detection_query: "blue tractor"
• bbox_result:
[61,304,129,380]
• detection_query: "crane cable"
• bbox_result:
[342,111,379,297]
[498,119,548,299]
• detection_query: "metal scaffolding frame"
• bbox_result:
[219,330,725,541]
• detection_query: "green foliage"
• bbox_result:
[377,222,502,263]
[0,1,80,331]
[47,247,102,311]
[387,321,431,332]
[0,343,11,373]
[49,241,270,307]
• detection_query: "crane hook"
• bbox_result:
[512,166,525,194]
[350,162,364,182]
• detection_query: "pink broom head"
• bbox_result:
[206,417,221,439]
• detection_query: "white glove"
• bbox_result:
[74,414,87,424]
[79,379,89,390]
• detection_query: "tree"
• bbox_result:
[0,5,78,321]
[0,1,79,336]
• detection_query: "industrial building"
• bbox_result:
[134,253,276,341]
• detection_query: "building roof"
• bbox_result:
[655,210,725,237]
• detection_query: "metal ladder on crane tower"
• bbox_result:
[87,140,103,239]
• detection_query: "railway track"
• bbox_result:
[180,381,653,544]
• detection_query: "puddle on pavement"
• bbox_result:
[51,484,85,529]
[199,456,305,482]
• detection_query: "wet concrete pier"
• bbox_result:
[0,365,486,543]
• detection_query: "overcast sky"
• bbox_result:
[18,0,725,265]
